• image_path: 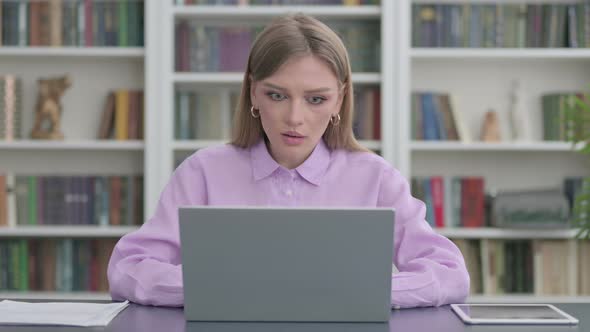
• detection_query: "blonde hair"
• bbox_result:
[230,13,368,152]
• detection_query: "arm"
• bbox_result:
[378,168,470,308]
[107,156,207,306]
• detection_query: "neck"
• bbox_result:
[266,141,312,170]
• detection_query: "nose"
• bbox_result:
[285,99,304,127]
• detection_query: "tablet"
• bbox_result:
[450,304,579,325]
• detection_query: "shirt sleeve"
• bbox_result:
[378,167,470,308]
[107,155,207,307]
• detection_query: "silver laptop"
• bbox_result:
[178,207,395,322]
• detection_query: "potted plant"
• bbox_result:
[565,92,590,239]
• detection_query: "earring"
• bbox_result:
[330,114,341,126]
[250,106,260,118]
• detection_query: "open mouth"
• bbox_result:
[282,131,305,138]
[281,132,306,145]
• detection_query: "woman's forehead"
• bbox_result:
[259,56,340,92]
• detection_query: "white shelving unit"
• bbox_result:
[436,228,580,240]
[157,0,396,199]
[173,72,381,85]
[411,48,590,60]
[172,5,381,19]
[410,141,582,152]
[2,0,589,303]
[172,139,381,152]
[0,140,144,151]
[0,291,111,301]
[0,226,139,238]
[0,47,145,58]
[401,0,590,302]
[0,1,152,301]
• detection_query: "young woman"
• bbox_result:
[108,13,470,308]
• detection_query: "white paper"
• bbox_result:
[0,300,130,327]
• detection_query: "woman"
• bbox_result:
[108,13,469,308]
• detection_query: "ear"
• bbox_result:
[249,75,257,107]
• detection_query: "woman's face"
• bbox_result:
[250,55,343,169]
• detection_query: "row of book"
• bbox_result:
[175,90,237,140]
[0,175,144,227]
[1,0,144,47]
[411,176,586,228]
[457,239,590,296]
[411,92,462,141]
[352,87,380,140]
[175,0,379,4]
[175,22,380,73]
[411,176,485,228]
[542,92,590,141]
[0,238,116,292]
[0,76,22,141]
[413,4,590,48]
[98,90,144,140]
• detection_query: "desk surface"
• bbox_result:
[0,302,587,332]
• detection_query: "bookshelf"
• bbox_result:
[0,47,145,58]
[436,228,580,240]
[0,0,150,300]
[410,141,586,152]
[1,0,589,303]
[0,140,144,151]
[411,48,590,59]
[402,0,590,302]
[158,0,396,194]
[0,226,138,238]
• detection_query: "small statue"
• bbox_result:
[480,110,502,142]
[30,75,72,140]
[508,79,531,141]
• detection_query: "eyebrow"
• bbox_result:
[262,82,333,94]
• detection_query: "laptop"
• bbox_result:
[178,207,395,322]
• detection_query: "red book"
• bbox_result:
[461,177,485,227]
[84,0,93,46]
[430,176,445,228]
[29,2,41,46]
[89,240,99,291]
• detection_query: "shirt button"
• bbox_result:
[285,189,293,197]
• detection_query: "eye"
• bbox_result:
[307,96,326,105]
[266,92,286,101]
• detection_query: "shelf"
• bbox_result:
[0,47,145,58]
[173,5,381,20]
[360,140,381,150]
[410,141,581,152]
[411,48,590,60]
[173,140,227,151]
[468,295,590,304]
[172,139,381,151]
[0,291,111,301]
[0,140,145,151]
[0,226,139,238]
[173,72,381,85]
[436,228,579,239]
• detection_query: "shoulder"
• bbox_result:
[330,149,409,192]
[331,149,397,175]
[181,143,250,170]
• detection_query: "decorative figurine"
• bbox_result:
[30,75,72,140]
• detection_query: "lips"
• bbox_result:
[282,131,305,138]
[281,131,306,146]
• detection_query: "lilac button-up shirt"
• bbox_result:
[107,139,469,308]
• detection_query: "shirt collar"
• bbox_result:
[250,138,331,186]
